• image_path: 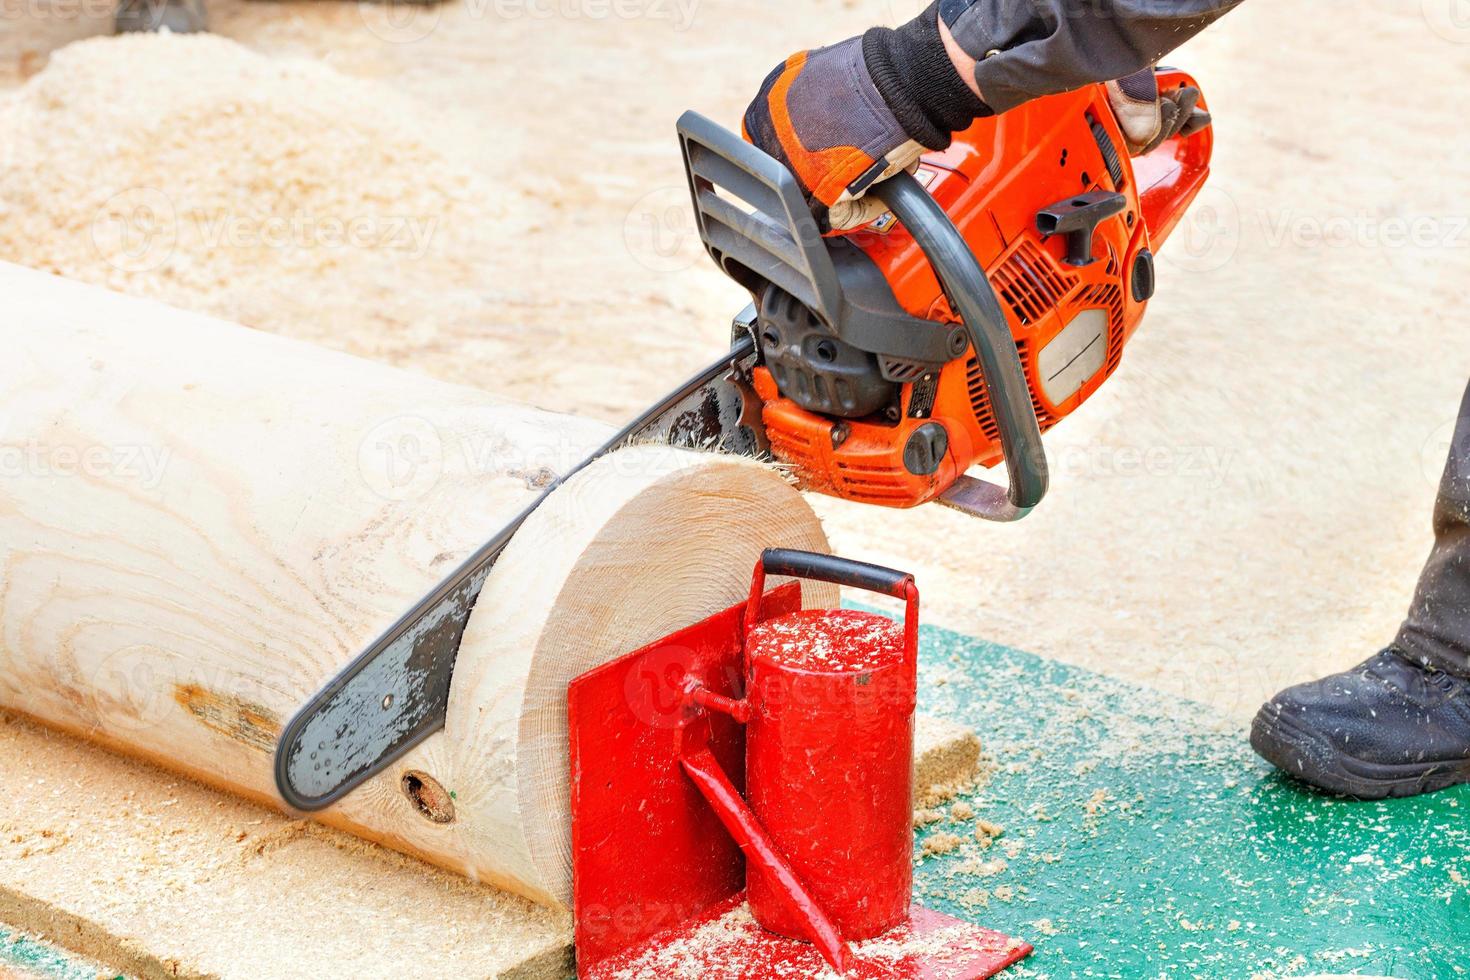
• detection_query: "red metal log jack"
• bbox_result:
[569,549,1032,978]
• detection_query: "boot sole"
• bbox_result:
[1250,703,1470,800]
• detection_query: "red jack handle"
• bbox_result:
[744,548,920,673]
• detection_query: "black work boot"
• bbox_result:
[1251,648,1470,799]
[115,0,207,33]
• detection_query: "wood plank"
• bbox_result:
[0,709,573,980]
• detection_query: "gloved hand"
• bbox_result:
[743,5,989,232]
[1105,68,1211,155]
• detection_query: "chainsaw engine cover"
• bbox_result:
[757,285,895,420]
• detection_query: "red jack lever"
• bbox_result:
[679,725,851,974]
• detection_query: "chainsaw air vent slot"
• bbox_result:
[877,355,936,384]
[1088,112,1126,189]
[965,350,1018,444]
[992,241,1069,326]
[833,465,912,502]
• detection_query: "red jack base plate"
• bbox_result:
[580,893,1031,980]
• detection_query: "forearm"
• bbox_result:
[939,0,1244,113]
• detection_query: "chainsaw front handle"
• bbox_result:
[744,549,919,669]
[871,173,1049,521]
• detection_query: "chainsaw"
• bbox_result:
[274,71,1213,810]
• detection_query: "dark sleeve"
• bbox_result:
[940,0,1245,113]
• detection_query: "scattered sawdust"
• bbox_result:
[599,902,1028,980]
[920,833,964,858]
[750,611,903,671]
[0,33,505,360]
[238,819,312,861]
[950,857,1007,879]
[0,828,69,859]
[913,716,991,808]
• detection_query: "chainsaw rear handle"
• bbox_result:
[1133,67,1214,249]
[871,173,1049,521]
[744,549,919,668]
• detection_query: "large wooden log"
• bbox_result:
[0,262,833,908]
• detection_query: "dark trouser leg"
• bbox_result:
[1395,380,1470,679]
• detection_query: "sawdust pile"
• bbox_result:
[601,902,1026,980]
[0,33,503,355]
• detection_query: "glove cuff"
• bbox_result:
[862,1,992,151]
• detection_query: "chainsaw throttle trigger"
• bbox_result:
[1036,191,1128,266]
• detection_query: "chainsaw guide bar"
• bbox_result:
[275,333,762,811]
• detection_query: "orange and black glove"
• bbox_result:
[743,2,990,232]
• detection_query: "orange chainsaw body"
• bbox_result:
[753,71,1212,508]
